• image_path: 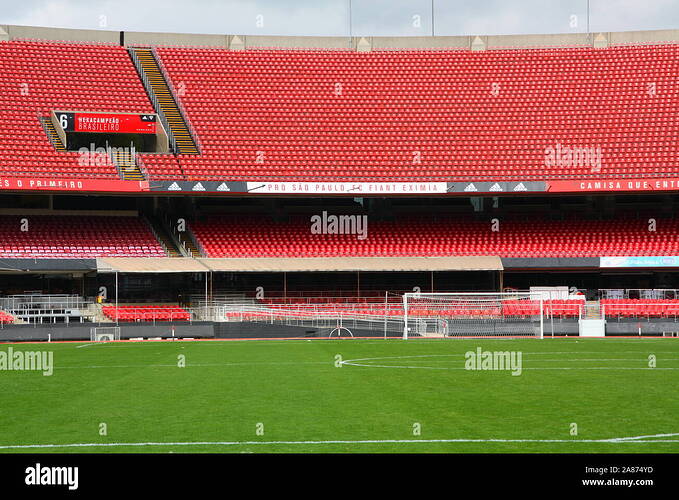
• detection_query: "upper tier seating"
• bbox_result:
[156,44,679,182]
[190,216,679,258]
[0,40,179,179]
[2,41,677,183]
[0,215,166,258]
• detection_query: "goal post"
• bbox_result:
[90,326,121,342]
[402,292,544,339]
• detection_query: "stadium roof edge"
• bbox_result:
[197,256,503,272]
[3,23,679,50]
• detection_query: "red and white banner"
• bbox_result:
[0,177,149,193]
[246,181,449,194]
[547,178,679,193]
[55,111,157,134]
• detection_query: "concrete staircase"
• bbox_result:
[131,48,198,154]
[111,149,145,180]
[40,117,66,151]
[145,217,182,257]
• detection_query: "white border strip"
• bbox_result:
[1,434,678,450]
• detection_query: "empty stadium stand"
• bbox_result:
[102,304,191,321]
[156,44,679,182]
[243,296,583,318]
[601,299,679,318]
[0,40,155,179]
[0,215,166,258]
[2,40,677,184]
[190,216,679,258]
[0,310,15,323]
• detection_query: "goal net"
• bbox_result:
[402,293,543,339]
[90,326,121,342]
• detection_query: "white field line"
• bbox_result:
[53,361,331,370]
[341,354,679,370]
[39,352,679,371]
[343,363,679,371]
[1,434,678,450]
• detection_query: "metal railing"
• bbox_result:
[599,289,679,300]
[134,154,150,180]
[164,214,204,257]
[211,303,405,334]
[152,46,202,153]
[128,48,178,154]
[0,294,87,312]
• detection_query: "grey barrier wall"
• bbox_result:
[0,258,97,272]
[0,320,676,342]
[0,322,215,342]
[214,322,391,339]
[605,319,679,336]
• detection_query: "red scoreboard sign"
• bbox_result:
[55,112,157,134]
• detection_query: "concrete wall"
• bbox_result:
[0,322,215,342]
[0,319,675,341]
[124,31,229,48]
[2,24,119,44]
[3,24,679,50]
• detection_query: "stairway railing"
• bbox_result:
[152,46,202,153]
[128,48,178,154]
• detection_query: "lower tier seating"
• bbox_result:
[0,215,166,258]
[601,299,679,318]
[191,216,679,258]
[246,297,584,318]
[102,305,191,322]
[0,310,14,323]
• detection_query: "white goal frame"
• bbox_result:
[90,326,121,342]
[402,292,544,340]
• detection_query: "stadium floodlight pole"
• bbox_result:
[348,0,352,40]
[431,0,435,37]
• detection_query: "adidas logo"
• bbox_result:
[513,183,527,191]
[167,182,181,191]
[489,183,503,192]
[464,183,477,192]
[192,182,205,191]
[217,182,230,191]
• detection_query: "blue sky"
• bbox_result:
[1,0,677,37]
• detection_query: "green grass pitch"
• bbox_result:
[0,337,678,453]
